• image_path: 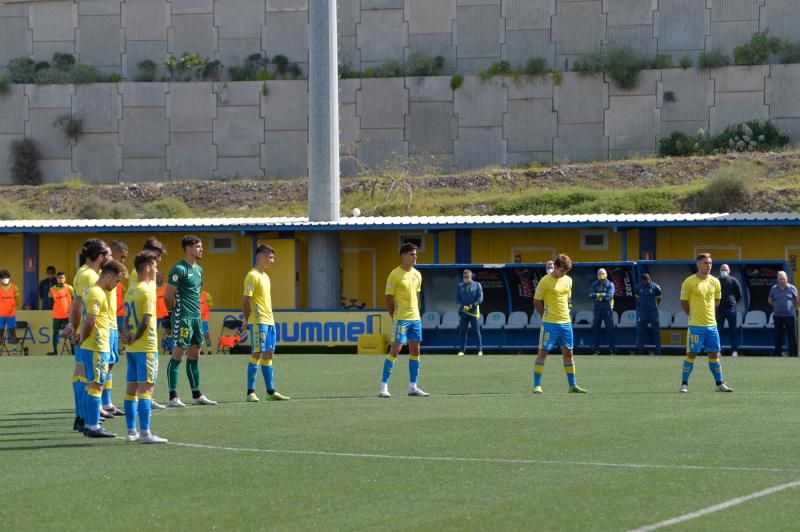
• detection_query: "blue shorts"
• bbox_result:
[86,351,111,385]
[75,346,87,364]
[687,325,721,353]
[109,329,120,364]
[116,317,125,330]
[0,316,17,331]
[391,320,422,345]
[249,324,276,353]
[539,322,574,351]
[126,352,158,384]
[202,321,209,334]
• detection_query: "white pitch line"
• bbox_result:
[167,441,800,474]
[629,479,800,532]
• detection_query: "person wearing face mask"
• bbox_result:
[545,260,555,275]
[589,268,616,356]
[0,270,22,351]
[768,271,799,357]
[456,269,483,356]
[716,264,742,357]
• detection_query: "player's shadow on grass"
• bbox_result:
[0,442,94,452]
[9,409,74,416]
[0,430,70,436]
[0,436,75,443]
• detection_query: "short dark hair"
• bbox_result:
[56,271,65,277]
[696,253,712,261]
[46,265,56,273]
[642,273,651,281]
[182,234,201,250]
[101,259,128,279]
[400,242,417,255]
[134,250,159,275]
[111,240,128,253]
[554,254,572,271]
[143,237,166,256]
[463,269,472,276]
[0,269,9,278]
[256,244,275,256]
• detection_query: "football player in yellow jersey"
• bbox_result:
[127,237,168,410]
[121,251,167,443]
[78,260,126,438]
[62,239,110,433]
[679,253,734,393]
[532,254,587,394]
[102,240,129,417]
[379,242,428,398]
[242,245,289,402]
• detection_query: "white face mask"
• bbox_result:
[546,268,554,275]
[1,278,8,285]
[720,271,729,278]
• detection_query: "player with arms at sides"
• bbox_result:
[243,245,290,402]
[102,240,129,417]
[679,253,734,393]
[78,260,127,438]
[379,243,429,398]
[121,251,167,443]
[532,254,587,394]
[63,239,110,433]
[165,235,216,407]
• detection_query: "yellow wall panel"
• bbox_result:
[656,227,800,263]
[0,234,24,287]
[256,239,297,309]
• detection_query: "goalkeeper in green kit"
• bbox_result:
[165,235,217,407]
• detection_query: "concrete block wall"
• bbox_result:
[2,0,800,79]
[2,63,800,182]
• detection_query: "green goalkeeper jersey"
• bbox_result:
[167,259,203,319]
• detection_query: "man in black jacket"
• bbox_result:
[717,264,742,357]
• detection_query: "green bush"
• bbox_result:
[75,195,136,219]
[572,50,606,74]
[523,57,548,76]
[198,59,222,81]
[52,53,76,69]
[0,75,9,95]
[254,70,274,81]
[54,115,83,142]
[698,51,730,68]
[8,58,36,83]
[650,53,672,69]
[573,47,652,89]
[779,41,800,64]
[695,167,756,213]
[141,198,192,218]
[679,55,693,69]
[34,68,72,84]
[450,74,464,91]
[659,120,789,157]
[34,61,50,72]
[405,52,444,76]
[338,63,359,79]
[228,53,270,81]
[10,138,42,185]
[734,31,782,65]
[70,64,104,84]
[107,73,123,83]
[272,54,289,75]
[135,59,158,81]
[478,60,512,81]
[0,198,33,221]
[286,62,303,79]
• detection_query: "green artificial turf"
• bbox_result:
[1,354,799,530]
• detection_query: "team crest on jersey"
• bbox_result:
[172,274,179,282]
[92,302,100,312]
[246,284,253,292]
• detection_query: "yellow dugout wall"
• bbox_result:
[2,224,798,313]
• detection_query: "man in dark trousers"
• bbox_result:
[590,267,615,355]
[456,269,483,356]
[634,273,662,355]
[717,264,742,357]
[39,265,57,311]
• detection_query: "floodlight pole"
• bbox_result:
[307,0,341,310]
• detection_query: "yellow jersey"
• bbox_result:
[534,274,572,324]
[73,264,99,301]
[106,286,118,330]
[243,268,273,325]
[680,274,721,327]
[81,285,112,352]
[125,281,158,353]
[385,266,422,321]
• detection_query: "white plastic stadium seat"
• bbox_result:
[573,310,593,329]
[439,311,460,330]
[672,311,689,328]
[505,311,529,330]
[483,311,506,330]
[421,311,440,330]
[528,311,542,329]
[618,310,636,328]
[658,310,672,327]
[742,310,767,329]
